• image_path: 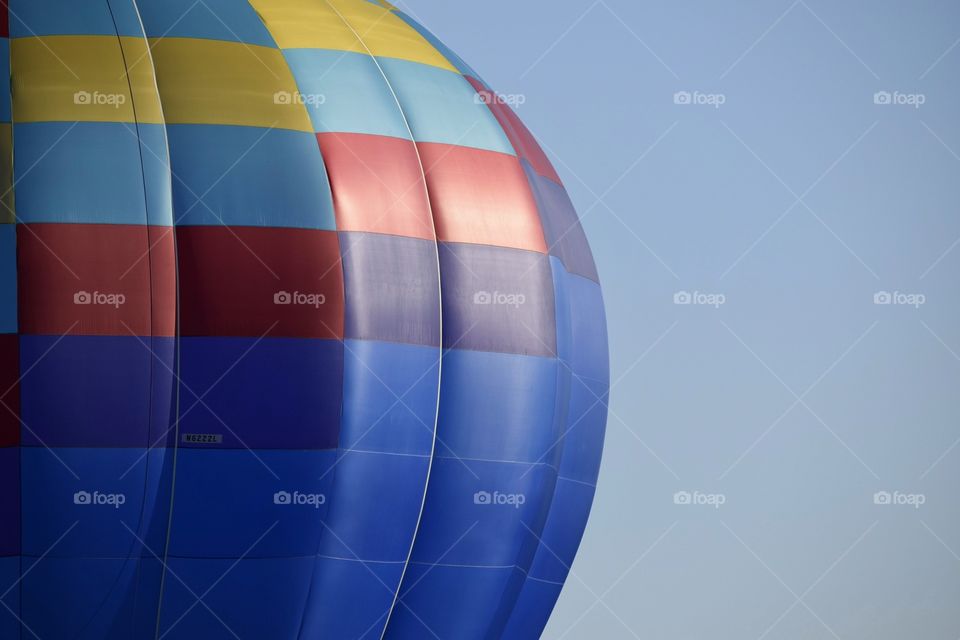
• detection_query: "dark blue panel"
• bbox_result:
[561,376,608,483]
[523,159,600,282]
[13,123,150,225]
[299,557,403,640]
[166,449,335,558]
[149,337,178,447]
[340,232,440,346]
[434,349,562,463]
[165,125,336,230]
[20,336,169,448]
[20,557,141,640]
[527,478,596,585]
[20,447,157,557]
[135,0,276,46]
[438,242,556,357]
[340,339,438,455]
[158,557,313,640]
[0,225,15,333]
[500,578,563,640]
[566,273,610,383]
[105,0,147,38]
[8,0,141,37]
[406,458,555,567]
[0,557,19,639]
[316,450,428,561]
[0,447,17,555]
[389,565,524,640]
[178,337,342,450]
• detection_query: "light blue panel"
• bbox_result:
[166,449,336,558]
[282,49,410,139]
[0,225,16,333]
[166,124,336,229]
[388,564,524,640]
[316,449,428,561]
[135,0,276,46]
[8,0,141,37]
[20,557,140,640]
[377,57,514,154]
[433,349,562,463]
[0,39,9,122]
[0,557,18,639]
[20,447,152,557]
[405,457,555,567]
[135,123,174,226]
[13,122,148,225]
[158,556,313,640]
[299,557,403,640]
[339,339,438,455]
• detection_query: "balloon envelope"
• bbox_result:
[0,1,608,638]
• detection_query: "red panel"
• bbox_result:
[0,334,18,446]
[318,133,435,240]
[465,76,562,185]
[17,224,174,337]
[176,226,344,339]
[0,2,7,39]
[417,142,547,254]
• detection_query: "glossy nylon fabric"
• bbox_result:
[0,1,608,638]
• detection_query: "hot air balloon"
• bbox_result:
[0,0,608,638]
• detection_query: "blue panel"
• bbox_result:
[566,274,609,383]
[340,339,438,455]
[0,557,19,639]
[435,349,561,463]
[525,478,596,584]
[299,557,402,640]
[20,557,141,640]
[438,242,557,357]
[166,124,336,230]
[393,12,483,80]
[316,450,428,561]
[167,449,335,558]
[0,225,16,333]
[19,336,169,448]
[389,564,524,640]
[178,337,343,450]
[0,447,17,555]
[523,159,599,282]
[377,58,514,155]
[20,447,156,557]
[135,0,277,46]
[340,232,440,345]
[13,123,148,225]
[105,0,148,38]
[281,49,410,139]
[158,557,313,640]
[560,376,608,483]
[136,123,175,226]
[0,40,9,122]
[406,458,554,567]
[8,0,141,37]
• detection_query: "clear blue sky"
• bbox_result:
[398,1,960,638]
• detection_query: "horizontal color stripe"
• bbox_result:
[167,125,335,229]
[420,142,546,252]
[148,37,312,132]
[11,36,163,124]
[7,0,143,38]
[176,226,344,338]
[136,0,277,46]
[17,223,175,337]
[319,133,433,238]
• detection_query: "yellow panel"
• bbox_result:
[326,0,456,72]
[247,0,365,53]
[11,36,148,123]
[249,0,455,72]
[148,37,312,132]
[118,37,164,125]
[0,125,12,224]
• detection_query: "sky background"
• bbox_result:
[396,1,960,638]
